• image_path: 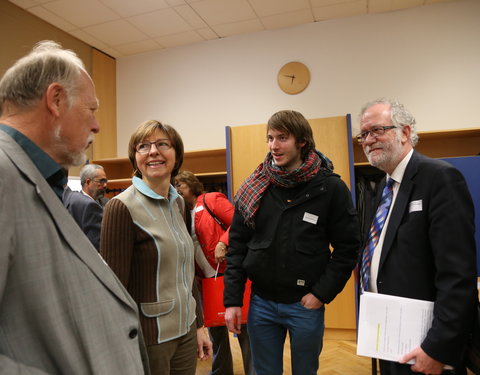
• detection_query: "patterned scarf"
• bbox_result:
[234,150,333,228]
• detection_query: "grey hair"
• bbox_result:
[80,164,104,186]
[0,40,85,116]
[360,98,419,147]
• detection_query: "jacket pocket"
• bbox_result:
[247,239,272,249]
[295,246,319,256]
[140,299,175,318]
[243,240,272,279]
[289,244,329,286]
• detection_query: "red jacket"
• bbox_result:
[194,192,233,274]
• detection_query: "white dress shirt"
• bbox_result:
[369,149,413,292]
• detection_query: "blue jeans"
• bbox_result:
[247,294,325,375]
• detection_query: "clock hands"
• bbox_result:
[278,62,310,94]
[283,74,296,84]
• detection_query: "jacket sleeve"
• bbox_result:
[223,208,253,307]
[100,199,136,287]
[210,193,234,245]
[80,200,103,251]
[311,178,361,304]
[192,277,205,328]
[419,163,477,366]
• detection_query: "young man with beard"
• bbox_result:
[223,110,360,375]
[0,41,149,374]
[358,98,477,375]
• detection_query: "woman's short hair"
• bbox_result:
[128,120,184,179]
[267,110,315,160]
[175,171,204,197]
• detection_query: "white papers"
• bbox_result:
[357,292,434,363]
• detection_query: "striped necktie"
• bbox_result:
[360,178,395,292]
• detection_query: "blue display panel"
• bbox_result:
[442,156,480,275]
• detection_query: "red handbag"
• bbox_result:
[201,275,252,327]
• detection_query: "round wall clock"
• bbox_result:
[277,61,310,95]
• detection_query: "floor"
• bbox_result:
[196,331,478,374]
[196,333,372,375]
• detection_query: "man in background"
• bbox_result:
[0,40,149,374]
[81,163,109,206]
[63,164,108,250]
[358,98,477,374]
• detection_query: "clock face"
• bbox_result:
[277,61,310,95]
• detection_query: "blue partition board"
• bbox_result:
[441,156,480,275]
[346,114,356,204]
[225,126,232,202]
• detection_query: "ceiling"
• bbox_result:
[10,0,458,58]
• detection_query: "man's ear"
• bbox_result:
[401,125,411,144]
[297,140,307,149]
[45,83,66,117]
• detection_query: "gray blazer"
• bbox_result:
[0,131,150,374]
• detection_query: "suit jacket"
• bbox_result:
[63,187,103,250]
[368,150,477,367]
[0,131,150,374]
[98,196,110,207]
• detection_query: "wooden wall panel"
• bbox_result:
[309,116,351,189]
[229,116,352,195]
[92,49,117,160]
[229,124,269,196]
[0,1,91,77]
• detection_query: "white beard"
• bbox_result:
[365,132,403,172]
[53,125,92,167]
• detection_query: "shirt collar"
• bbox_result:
[388,148,414,185]
[81,190,95,201]
[132,176,179,203]
[0,124,67,200]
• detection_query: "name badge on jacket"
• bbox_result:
[409,199,422,213]
[303,212,318,225]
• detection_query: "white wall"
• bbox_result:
[116,0,480,156]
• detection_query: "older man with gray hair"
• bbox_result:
[357,98,476,375]
[0,40,149,374]
[79,163,109,206]
[64,163,108,250]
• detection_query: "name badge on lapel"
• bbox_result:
[303,212,318,225]
[195,205,204,212]
[409,200,422,213]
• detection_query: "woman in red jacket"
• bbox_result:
[175,171,255,375]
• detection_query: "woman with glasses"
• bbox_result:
[100,120,212,375]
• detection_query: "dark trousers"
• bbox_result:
[209,324,255,375]
[146,324,197,375]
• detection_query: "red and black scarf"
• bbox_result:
[234,150,333,228]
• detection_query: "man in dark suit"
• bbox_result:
[63,185,103,250]
[358,98,477,375]
[80,163,109,206]
[64,164,107,250]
